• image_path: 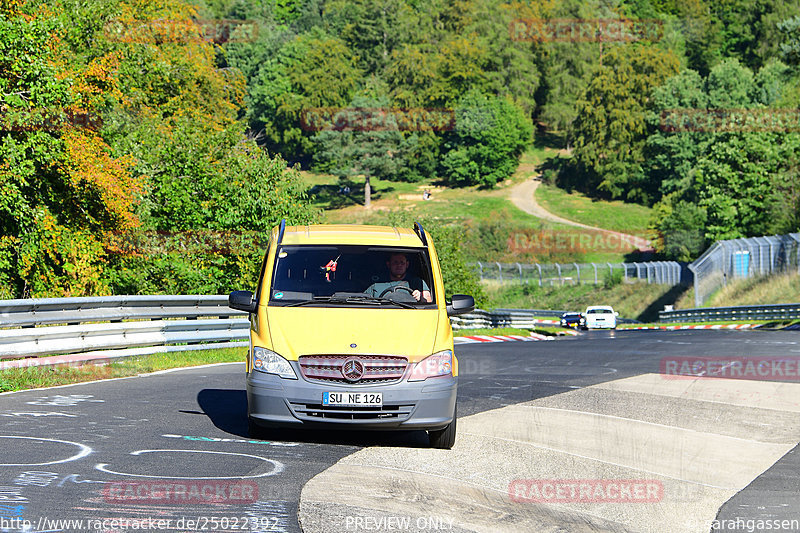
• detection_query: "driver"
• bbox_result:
[365,253,432,302]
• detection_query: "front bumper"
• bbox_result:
[246,363,457,431]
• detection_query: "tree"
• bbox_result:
[311,96,407,208]
[778,16,800,66]
[570,44,680,203]
[644,69,708,197]
[244,29,362,164]
[1,0,321,298]
[455,0,543,116]
[648,196,708,261]
[0,3,141,297]
[647,59,800,257]
[325,0,417,76]
[694,133,780,241]
[439,90,532,188]
[533,0,613,139]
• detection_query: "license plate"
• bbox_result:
[323,392,382,406]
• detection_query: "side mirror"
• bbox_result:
[614,311,619,317]
[229,290,257,313]
[447,294,475,317]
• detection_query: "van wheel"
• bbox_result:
[429,409,457,450]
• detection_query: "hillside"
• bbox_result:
[305,144,654,265]
[675,272,800,309]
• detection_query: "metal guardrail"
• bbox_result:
[0,296,249,363]
[0,295,647,368]
[493,308,567,318]
[659,303,800,323]
[0,295,245,327]
[451,308,639,329]
[496,308,640,325]
[450,309,565,330]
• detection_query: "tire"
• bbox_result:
[429,408,457,450]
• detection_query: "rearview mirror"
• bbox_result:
[229,290,257,313]
[447,294,475,317]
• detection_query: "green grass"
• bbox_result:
[453,327,532,336]
[534,183,653,235]
[0,346,246,393]
[302,171,426,212]
[679,272,800,309]
[308,174,545,226]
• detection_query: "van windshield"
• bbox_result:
[268,245,436,307]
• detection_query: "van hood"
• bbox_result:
[265,306,441,361]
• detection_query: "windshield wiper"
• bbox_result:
[284,296,332,307]
[284,293,415,309]
[333,293,416,309]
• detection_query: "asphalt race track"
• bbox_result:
[0,329,798,533]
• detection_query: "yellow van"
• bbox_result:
[229,221,474,449]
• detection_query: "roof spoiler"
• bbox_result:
[413,221,428,246]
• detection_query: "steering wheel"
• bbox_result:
[379,285,416,299]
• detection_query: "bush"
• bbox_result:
[603,268,624,289]
[427,225,487,309]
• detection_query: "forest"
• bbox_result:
[1,0,799,298]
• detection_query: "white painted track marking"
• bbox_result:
[96,449,284,479]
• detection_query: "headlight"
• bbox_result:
[409,350,453,382]
[252,347,297,379]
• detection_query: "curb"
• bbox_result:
[454,333,553,344]
[623,324,761,331]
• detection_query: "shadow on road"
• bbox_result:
[197,388,429,448]
[197,388,249,437]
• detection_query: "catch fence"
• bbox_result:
[688,234,800,306]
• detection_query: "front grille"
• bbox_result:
[289,402,415,421]
[299,355,408,384]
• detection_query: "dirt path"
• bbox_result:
[509,174,652,251]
